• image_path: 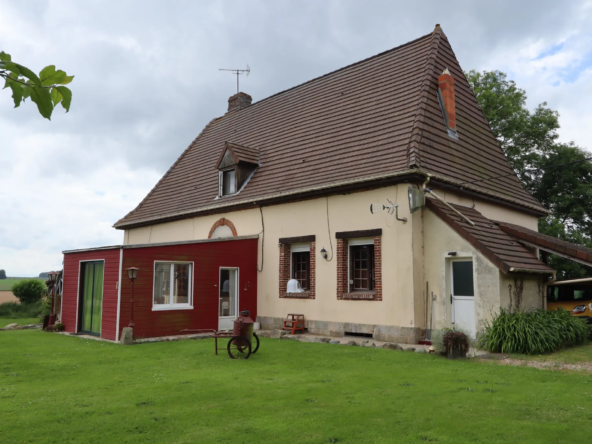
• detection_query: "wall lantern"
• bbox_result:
[126,267,140,329]
[320,248,328,260]
[448,252,457,256]
[48,271,59,282]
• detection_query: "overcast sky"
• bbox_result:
[2,0,592,276]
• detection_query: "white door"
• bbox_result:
[219,268,238,330]
[451,260,476,338]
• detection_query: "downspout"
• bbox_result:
[115,248,123,342]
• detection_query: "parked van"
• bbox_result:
[547,282,592,324]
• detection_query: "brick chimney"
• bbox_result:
[228,92,252,112]
[438,68,456,131]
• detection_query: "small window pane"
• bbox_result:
[350,245,374,291]
[173,264,190,304]
[223,170,236,195]
[452,261,474,296]
[292,252,310,290]
[154,263,171,305]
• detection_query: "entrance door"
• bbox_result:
[451,260,476,338]
[219,268,238,330]
[79,261,104,335]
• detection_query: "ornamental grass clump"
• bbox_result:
[478,308,589,355]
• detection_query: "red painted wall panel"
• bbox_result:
[119,239,258,339]
[62,248,121,340]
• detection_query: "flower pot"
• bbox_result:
[447,348,467,360]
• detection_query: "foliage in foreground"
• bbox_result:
[11,278,45,305]
[478,308,589,355]
[0,302,42,319]
[0,51,73,120]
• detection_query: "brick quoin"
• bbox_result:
[279,241,315,299]
[208,218,238,239]
[337,236,381,301]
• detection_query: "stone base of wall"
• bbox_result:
[257,316,424,344]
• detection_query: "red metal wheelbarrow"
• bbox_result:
[181,310,260,359]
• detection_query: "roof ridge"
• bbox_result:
[113,117,221,227]
[405,25,444,169]
[230,31,434,115]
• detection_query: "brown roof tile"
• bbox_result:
[497,222,592,267]
[427,198,554,274]
[115,26,546,229]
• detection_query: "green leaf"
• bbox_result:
[40,65,67,86]
[60,75,74,85]
[56,86,71,112]
[0,51,11,62]
[2,61,21,76]
[8,82,23,108]
[50,87,63,105]
[22,84,31,99]
[29,85,54,119]
[14,63,41,86]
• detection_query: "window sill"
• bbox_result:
[152,305,194,311]
[281,292,312,299]
[341,292,376,300]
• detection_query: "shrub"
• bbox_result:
[478,308,589,355]
[431,326,475,354]
[54,322,65,332]
[443,330,470,354]
[12,279,45,305]
[0,301,42,318]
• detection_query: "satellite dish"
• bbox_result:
[408,186,425,213]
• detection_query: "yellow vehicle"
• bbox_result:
[547,282,592,324]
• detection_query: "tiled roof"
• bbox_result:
[497,222,592,267]
[426,198,554,274]
[115,25,546,229]
[218,142,259,167]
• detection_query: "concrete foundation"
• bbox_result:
[256,316,424,344]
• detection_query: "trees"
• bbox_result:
[467,70,592,279]
[0,270,6,280]
[0,51,73,120]
[12,279,45,305]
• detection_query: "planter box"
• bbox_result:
[447,348,467,360]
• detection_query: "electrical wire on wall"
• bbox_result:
[257,206,265,272]
[325,196,334,261]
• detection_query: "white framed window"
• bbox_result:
[153,261,194,310]
[347,238,375,292]
[219,169,236,196]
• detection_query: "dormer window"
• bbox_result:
[216,142,259,198]
[220,169,236,195]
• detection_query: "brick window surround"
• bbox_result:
[336,230,382,301]
[279,235,315,299]
[208,218,238,239]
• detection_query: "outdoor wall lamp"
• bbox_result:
[126,267,140,329]
[321,248,328,260]
[448,252,457,256]
[48,271,59,282]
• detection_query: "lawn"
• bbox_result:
[512,344,592,365]
[0,317,39,328]
[0,277,45,291]
[1,331,591,444]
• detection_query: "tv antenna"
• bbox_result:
[219,65,250,94]
[370,199,407,223]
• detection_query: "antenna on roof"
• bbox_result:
[370,199,407,223]
[219,65,250,94]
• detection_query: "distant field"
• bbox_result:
[0,277,46,291]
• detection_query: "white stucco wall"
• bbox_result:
[123,183,542,337]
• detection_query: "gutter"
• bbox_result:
[508,267,554,275]
[547,277,592,286]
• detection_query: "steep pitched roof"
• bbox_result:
[115,26,545,229]
[426,198,554,275]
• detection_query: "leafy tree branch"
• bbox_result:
[0,51,74,120]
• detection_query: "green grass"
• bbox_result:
[1,332,591,444]
[0,277,45,291]
[512,344,592,365]
[0,317,40,328]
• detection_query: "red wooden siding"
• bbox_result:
[62,248,121,340]
[119,239,258,339]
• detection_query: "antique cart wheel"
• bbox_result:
[227,336,252,359]
[251,333,260,353]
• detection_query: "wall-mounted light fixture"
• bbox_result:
[448,252,457,256]
[320,248,328,260]
[126,267,140,329]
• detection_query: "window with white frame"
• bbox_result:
[348,239,375,292]
[219,169,236,196]
[291,244,311,291]
[153,262,193,309]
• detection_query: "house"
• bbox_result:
[59,25,592,343]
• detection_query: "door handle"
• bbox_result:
[450,294,453,305]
